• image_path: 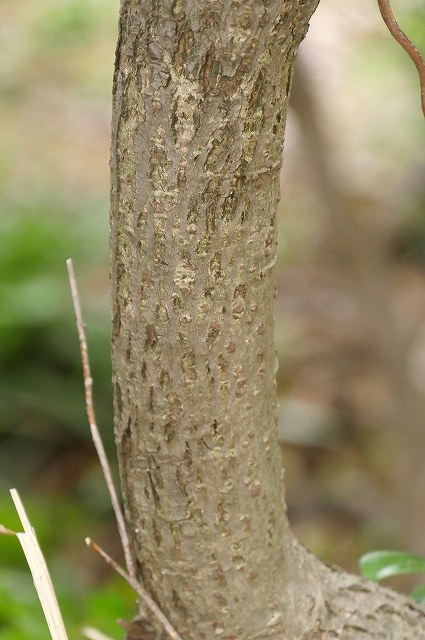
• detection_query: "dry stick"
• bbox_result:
[86,538,184,640]
[66,258,136,580]
[377,0,425,118]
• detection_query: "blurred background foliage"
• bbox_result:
[0,0,424,637]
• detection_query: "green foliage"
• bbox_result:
[410,583,425,605]
[0,193,108,338]
[360,550,425,603]
[34,0,110,49]
[0,193,113,487]
[0,569,58,640]
[401,6,425,53]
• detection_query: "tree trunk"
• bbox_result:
[110,2,425,638]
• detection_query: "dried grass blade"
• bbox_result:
[82,626,116,640]
[0,524,16,535]
[10,488,69,640]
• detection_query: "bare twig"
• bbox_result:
[86,539,184,640]
[66,258,136,580]
[377,0,425,118]
[85,538,129,582]
[10,489,69,640]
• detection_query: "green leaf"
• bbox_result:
[360,550,425,581]
[410,584,425,604]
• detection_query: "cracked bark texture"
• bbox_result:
[110,1,425,638]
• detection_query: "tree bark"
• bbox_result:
[110,1,425,638]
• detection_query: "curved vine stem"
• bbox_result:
[377,0,425,118]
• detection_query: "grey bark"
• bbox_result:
[110,1,425,638]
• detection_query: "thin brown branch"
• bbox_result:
[66,258,136,580]
[377,0,425,118]
[86,538,184,640]
[85,538,129,582]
